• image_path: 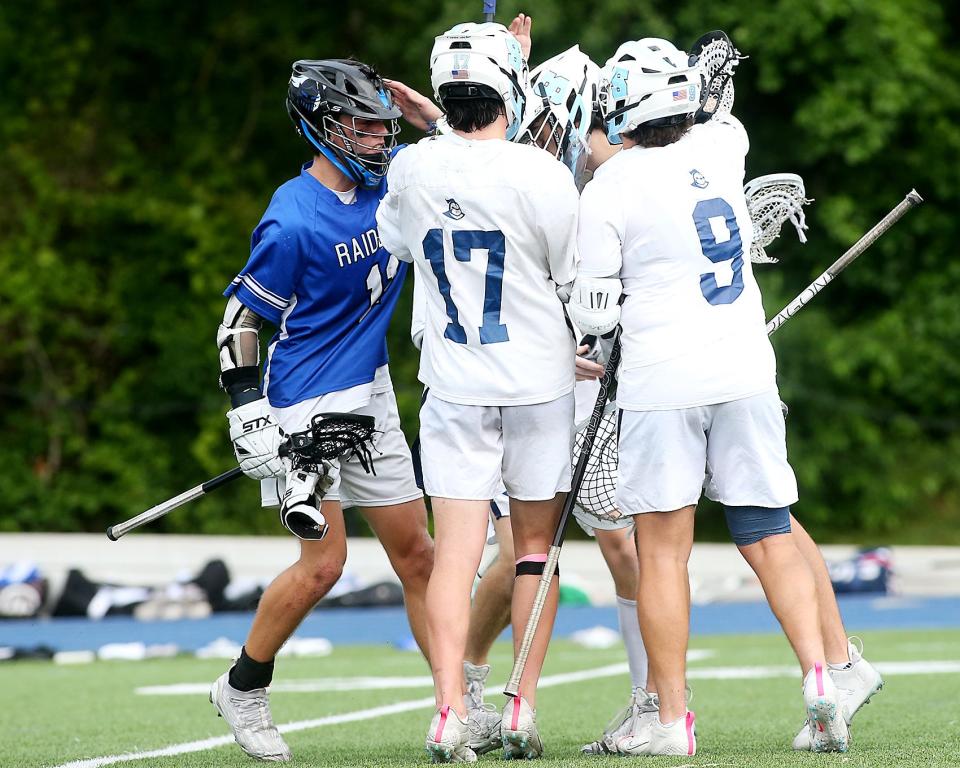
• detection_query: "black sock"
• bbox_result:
[228,646,275,691]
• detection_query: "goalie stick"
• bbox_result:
[106,412,377,540]
[504,329,622,697]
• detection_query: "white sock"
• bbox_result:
[616,595,648,690]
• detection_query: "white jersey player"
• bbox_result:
[378,21,579,762]
[573,38,850,756]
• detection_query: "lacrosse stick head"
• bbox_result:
[571,401,632,531]
[688,30,745,123]
[280,412,378,475]
[744,173,812,264]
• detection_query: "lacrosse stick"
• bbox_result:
[745,173,812,264]
[766,190,923,334]
[483,0,495,22]
[689,30,745,122]
[504,329,622,697]
[106,412,377,540]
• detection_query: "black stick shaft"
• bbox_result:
[107,466,245,540]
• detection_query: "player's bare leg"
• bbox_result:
[245,499,348,660]
[508,494,564,704]
[464,515,514,667]
[737,533,826,673]
[363,497,434,660]
[426,498,490,716]
[789,514,848,663]
[738,532,848,751]
[632,507,694,725]
[500,493,563,759]
[788,515,882,749]
[213,500,348,762]
[595,527,648,687]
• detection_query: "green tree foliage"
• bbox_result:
[1,0,957,539]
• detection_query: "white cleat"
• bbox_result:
[425,705,477,763]
[802,663,849,753]
[793,638,882,750]
[581,687,659,755]
[462,662,500,754]
[618,711,696,756]
[210,672,291,762]
[501,696,543,759]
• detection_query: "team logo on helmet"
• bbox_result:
[690,169,709,189]
[443,198,466,220]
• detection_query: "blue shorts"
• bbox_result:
[723,505,792,546]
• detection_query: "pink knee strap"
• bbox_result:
[515,553,557,578]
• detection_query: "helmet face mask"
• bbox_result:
[516,46,597,183]
[286,59,402,188]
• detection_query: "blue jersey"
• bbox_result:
[225,164,407,408]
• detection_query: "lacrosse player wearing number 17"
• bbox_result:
[210,59,435,762]
[571,38,855,756]
[378,21,580,762]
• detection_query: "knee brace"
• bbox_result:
[723,505,792,546]
[515,554,559,579]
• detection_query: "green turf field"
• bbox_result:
[7,629,959,768]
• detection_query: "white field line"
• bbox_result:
[51,662,630,768]
[51,658,960,768]
[134,649,715,697]
[686,659,960,680]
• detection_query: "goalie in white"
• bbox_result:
[377,21,579,762]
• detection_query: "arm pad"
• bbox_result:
[565,276,623,336]
[218,295,265,407]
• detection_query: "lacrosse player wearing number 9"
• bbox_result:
[378,21,580,762]
[572,38,852,756]
[211,59,435,762]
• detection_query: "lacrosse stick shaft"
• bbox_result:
[106,467,244,541]
[504,330,623,697]
[483,0,495,21]
[766,190,923,335]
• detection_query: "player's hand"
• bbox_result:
[508,13,532,61]
[384,79,443,132]
[227,398,285,480]
[575,344,605,381]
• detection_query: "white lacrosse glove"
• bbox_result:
[565,276,622,335]
[280,462,335,540]
[226,398,285,480]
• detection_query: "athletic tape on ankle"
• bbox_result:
[515,553,558,578]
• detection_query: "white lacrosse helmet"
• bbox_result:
[517,45,599,181]
[430,22,528,141]
[598,38,703,145]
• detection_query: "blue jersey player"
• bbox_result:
[210,59,434,762]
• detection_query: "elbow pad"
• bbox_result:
[565,276,623,335]
[218,295,264,406]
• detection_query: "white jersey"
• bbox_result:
[378,133,579,406]
[577,115,776,410]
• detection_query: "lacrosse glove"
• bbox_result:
[226,398,285,480]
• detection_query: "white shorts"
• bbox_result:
[419,391,574,501]
[617,388,798,514]
[261,388,423,510]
